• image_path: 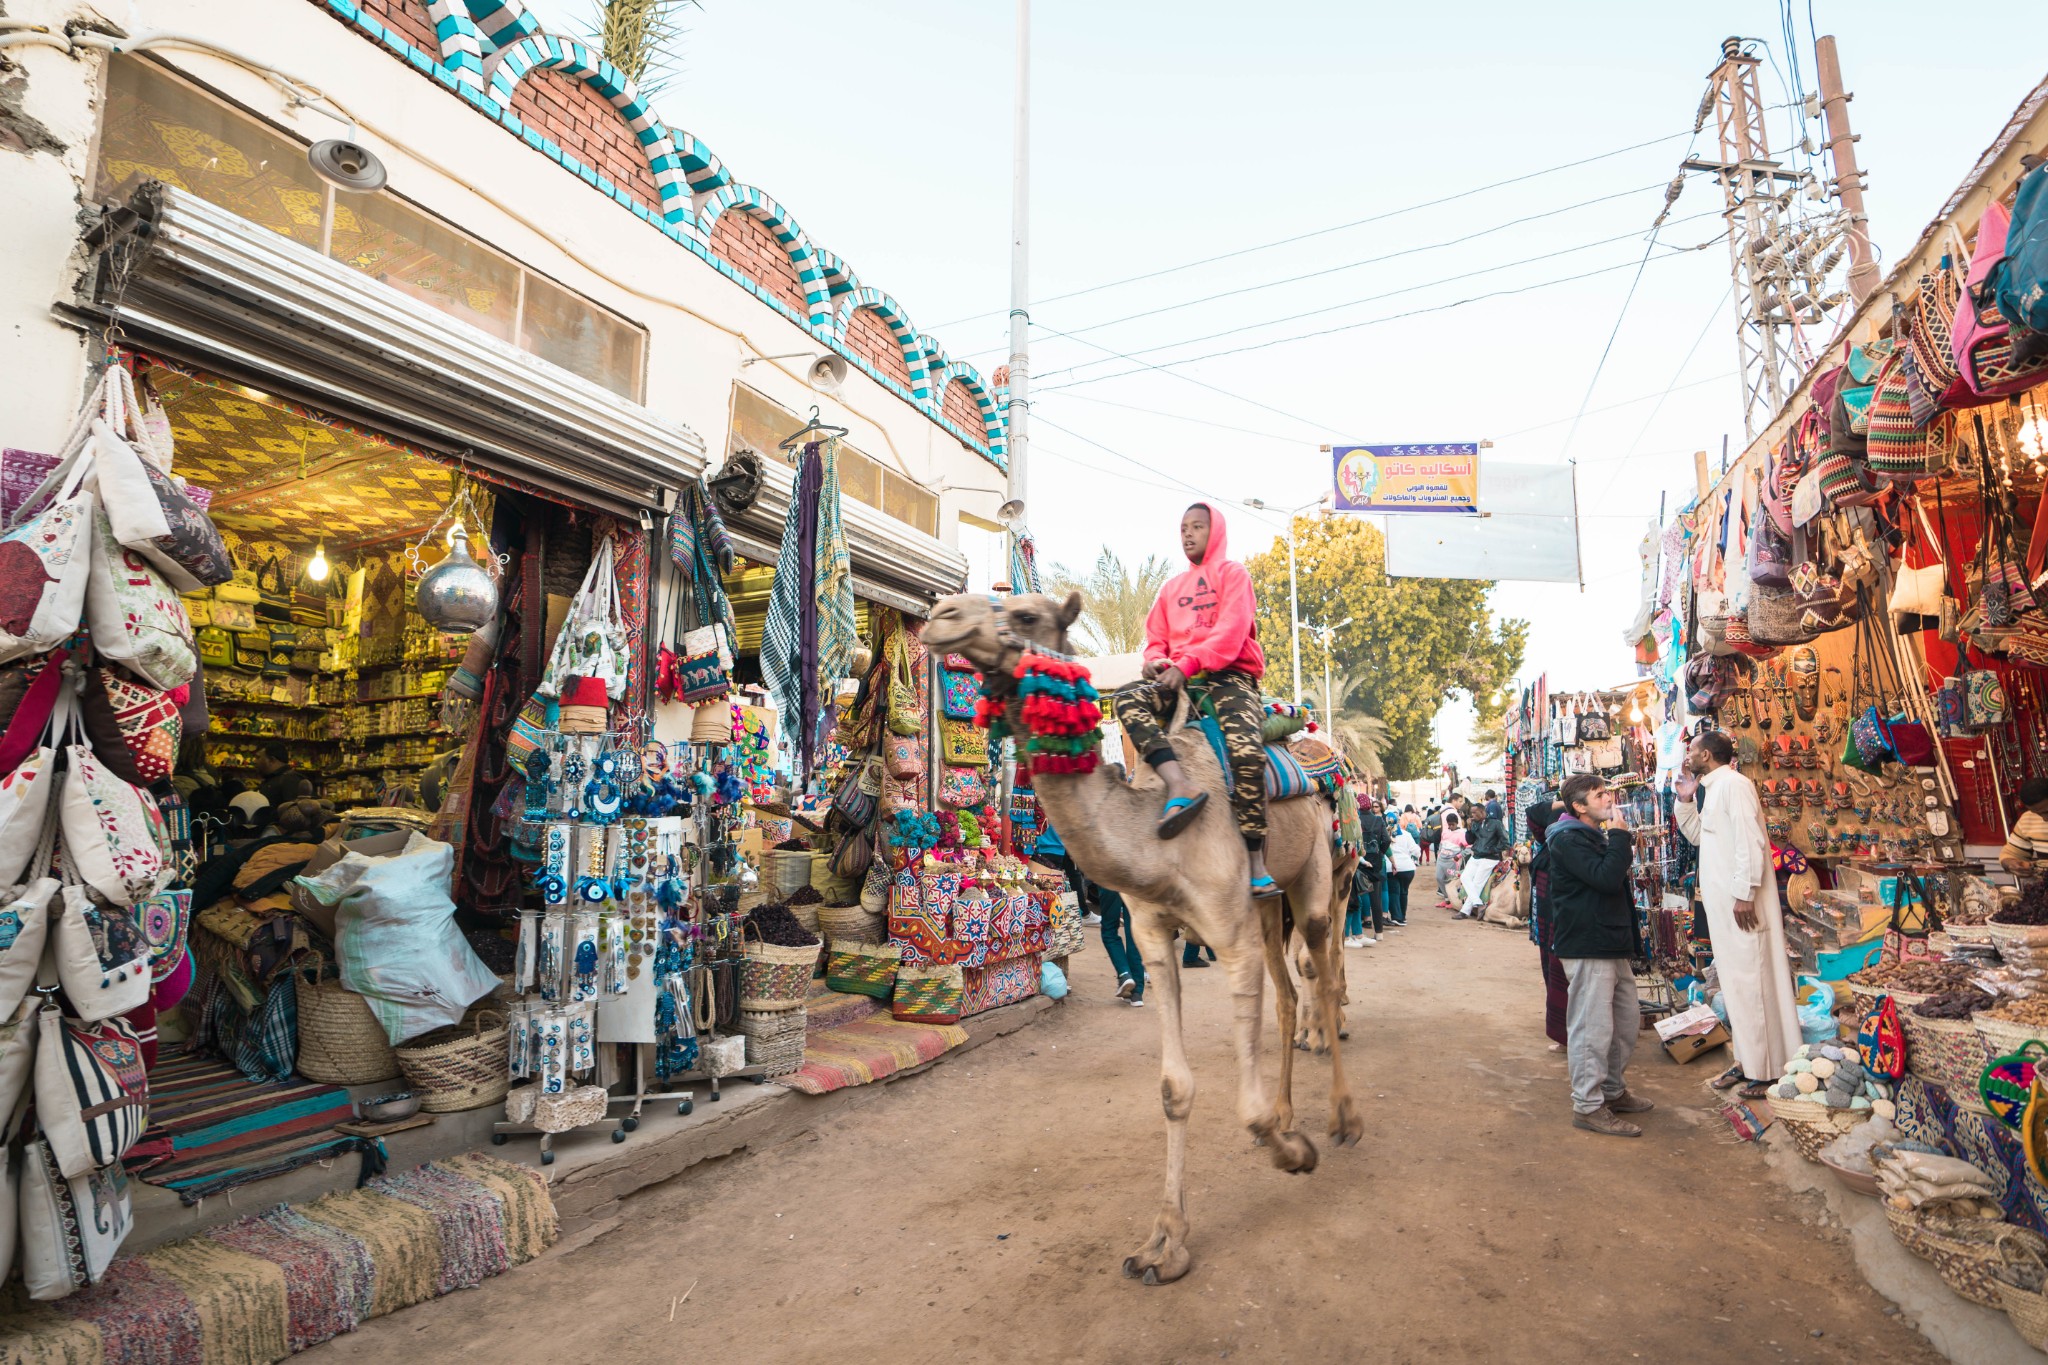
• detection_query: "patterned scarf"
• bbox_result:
[814,441,856,731]
[762,446,820,772]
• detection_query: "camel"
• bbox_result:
[1477,845,1532,928]
[924,591,1363,1286]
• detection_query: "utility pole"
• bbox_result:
[1004,0,1031,530]
[1685,36,1853,438]
[1814,35,1880,304]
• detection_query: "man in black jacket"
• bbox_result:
[1457,806,1511,917]
[1347,798,1392,946]
[1546,774,1655,1138]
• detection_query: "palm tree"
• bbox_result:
[1047,547,1171,656]
[1321,662,1391,784]
[589,0,699,97]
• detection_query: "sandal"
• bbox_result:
[1156,793,1207,839]
[1737,1079,1774,1101]
[1250,874,1282,898]
[1709,1065,1745,1091]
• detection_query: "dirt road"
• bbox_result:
[310,904,1943,1365]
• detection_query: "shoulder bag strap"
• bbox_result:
[0,646,70,777]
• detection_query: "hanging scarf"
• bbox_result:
[814,440,857,746]
[1008,528,1042,594]
[762,444,824,777]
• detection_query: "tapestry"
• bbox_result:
[962,955,1040,1016]
[607,521,647,725]
[125,1051,356,1204]
[1895,1074,2048,1235]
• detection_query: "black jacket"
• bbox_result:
[1357,812,1389,882]
[1544,818,1639,959]
[1469,815,1509,860]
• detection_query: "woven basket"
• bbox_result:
[1903,1011,1995,1113]
[1846,982,1933,1017]
[819,903,887,945]
[1766,1096,1864,1161]
[1884,1206,2048,1307]
[1989,921,2048,967]
[1947,923,1996,949]
[1998,1275,2048,1351]
[394,1010,510,1112]
[738,930,820,1012]
[1976,1014,2048,1084]
[736,1006,807,1076]
[294,958,401,1085]
[789,900,822,937]
[764,850,813,901]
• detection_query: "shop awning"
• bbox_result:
[80,183,705,519]
[725,459,969,617]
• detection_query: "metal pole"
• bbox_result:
[1323,645,1333,722]
[1005,0,1031,515]
[1287,524,1303,703]
[1814,34,1880,305]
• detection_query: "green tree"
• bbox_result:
[588,0,700,97]
[1245,515,1526,782]
[1047,547,1171,656]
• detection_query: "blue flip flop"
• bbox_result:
[1157,793,1207,839]
[1250,874,1283,898]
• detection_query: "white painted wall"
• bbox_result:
[0,0,1002,544]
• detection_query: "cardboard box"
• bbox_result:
[1662,1021,1731,1064]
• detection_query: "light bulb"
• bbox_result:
[1629,705,1644,724]
[307,543,330,582]
[2019,410,2048,462]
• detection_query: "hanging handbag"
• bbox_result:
[84,367,231,591]
[83,505,196,691]
[45,881,151,1023]
[1982,1039,2048,1131]
[196,625,232,668]
[0,878,56,1021]
[31,999,146,1178]
[18,1132,131,1301]
[939,656,979,721]
[229,627,268,673]
[939,766,987,809]
[1954,198,2048,400]
[538,537,630,698]
[55,691,163,907]
[252,555,293,627]
[93,667,180,788]
[0,442,94,670]
[887,733,925,783]
[939,719,990,766]
[1746,497,1794,589]
[1856,994,1906,1081]
[0,658,64,885]
[212,596,259,633]
[262,624,297,679]
[886,630,922,737]
[832,751,882,829]
[1865,344,1936,482]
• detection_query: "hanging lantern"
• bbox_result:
[415,525,498,634]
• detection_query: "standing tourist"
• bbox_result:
[1546,775,1654,1137]
[1525,797,1568,1052]
[1347,795,1390,947]
[1387,820,1419,925]
[1675,731,1801,1099]
[1435,808,1468,908]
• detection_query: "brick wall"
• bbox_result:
[941,379,983,437]
[349,0,437,57]
[707,211,807,317]
[844,307,911,390]
[503,66,663,213]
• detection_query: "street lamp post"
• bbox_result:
[1305,616,1353,721]
[1245,493,1330,704]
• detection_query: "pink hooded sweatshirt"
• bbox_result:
[1143,502,1266,680]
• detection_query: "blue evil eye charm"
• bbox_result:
[576,875,610,904]
[585,778,623,823]
[536,871,567,902]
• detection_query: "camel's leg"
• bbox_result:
[1223,918,1316,1175]
[1300,851,1365,1148]
[1257,896,1298,1134]
[1121,908,1195,1286]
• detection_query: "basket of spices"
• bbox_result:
[737,903,822,1012]
[1904,990,1996,1112]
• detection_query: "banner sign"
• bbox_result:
[1332,443,1480,514]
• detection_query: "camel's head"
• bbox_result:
[924,590,1084,682]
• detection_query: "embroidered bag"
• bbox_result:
[0,444,94,670]
[676,526,731,703]
[0,658,63,885]
[83,505,196,691]
[31,1001,146,1179]
[506,694,556,778]
[939,657,979,721]
[0,879,56,1021]
[46,883,151,1023]
[84,367,231,592]
[824,940,899,999]
[887,733,925,783]
[137,888,190,984]
[538,537,629,698]
[833,753,883,829]
[18,1133,131,1301]
[886,630,922,737]
[1865,346,1936,481]
[196,625,231,669]
[1982,1039,2048,1130]
[1856,994,1906,1081]
[939,766,986,809]
[1966,666,2008,728]
[890,962,964,1024]
[55,690,164,907]
[1954,199,2048,400]
[940,719,989,766]
[95,667,179,786]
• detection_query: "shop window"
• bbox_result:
[724,383,939,537]
[95,56,329,250]
[881,469,937,536]
[330,191,520,343]
[520,271,645,401]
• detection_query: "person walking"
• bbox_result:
[1547,774,1654,1137]
[1525,797,1568,1052]
[1387,820,1419,925]
[1676,730,1802,1099]
[1347,798,1389,947]
[1097,886,1146,1006]
[1037,819,1101,927]
[1435,808,1468,908]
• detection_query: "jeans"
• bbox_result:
[1182,940,1216,966]
[1388,871,1412,923]
[1562,957,1639,1114]
[1098,891,1145,1000]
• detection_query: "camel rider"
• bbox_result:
[1114,502,1278,897]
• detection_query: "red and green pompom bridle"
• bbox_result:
[970,597,1103,774]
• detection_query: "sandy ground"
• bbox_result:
[309,898,1947,1365]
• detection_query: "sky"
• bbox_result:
[528,0,2048,776]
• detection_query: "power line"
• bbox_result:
[1042,231,1730,391]
[1493,373,1736,438]
[1031,321,1354,437]
[927,126,1704,330]
[1586,283,1735,509]
[1038,211,1723,383]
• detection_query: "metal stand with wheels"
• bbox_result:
[490,1044,698,1172]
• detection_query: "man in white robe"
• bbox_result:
[1675,731,1802,1096]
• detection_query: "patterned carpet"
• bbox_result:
[0,1153,554,1364]
[775,985,967,1095]
[125,1053,358,1204]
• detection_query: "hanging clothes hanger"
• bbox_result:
[777,406,849,452]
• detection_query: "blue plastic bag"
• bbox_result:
[1040,960,1069,999]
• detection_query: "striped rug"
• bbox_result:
[775,988,967,1096]
[125,1053,358,1204]
[0,1153,555,1365]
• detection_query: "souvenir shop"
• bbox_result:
[1576,92,2048,1340]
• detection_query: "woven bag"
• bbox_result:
[395,1009,510,1112]
[819,902,886,945]
[825,940,899,998]
[293,956,401,1085]
[737,925,818,1012]
[891,963,964,1024]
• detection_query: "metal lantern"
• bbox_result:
[414,526,498,634]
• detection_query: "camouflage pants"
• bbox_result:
[1115,667,1267,845]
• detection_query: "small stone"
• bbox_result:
[1794,1073,1821,1094]
[1788,1059,1813,1074]
[1810,1329,1824,1338]
[1851,1097,1871,1111]
[1824,1090,1850,1108]
[1872,1099,1897,1120]
[1820,1045,1845,1061]
[1811,1058,1837,1079]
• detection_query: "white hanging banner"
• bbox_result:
[1383,461,1580,583]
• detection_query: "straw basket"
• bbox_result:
[736,1007,807,1076]
[1766,1095,1864,1161]
[788,900,822,938]
[764,850,813,901]
[1947,923,1996,950]
[738,928,820,1012]
[1884,1204,2048,1307]
[1977,1013,2048,1073]
[1846,981,1932,1018]
[1998,1274,2048,1352]
[808,852,838,895]
[1988,921,2048,968]
[394,1010,510,1112]
[690,700,736,746]
[819,903,887,945]
[294,957,400,1085]
[1902,1012,1995,1113]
